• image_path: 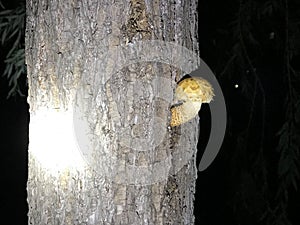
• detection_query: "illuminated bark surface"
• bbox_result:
[26,0,199,224]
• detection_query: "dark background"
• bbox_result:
[0,0,299,224]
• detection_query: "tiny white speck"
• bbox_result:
[234,84,239,88]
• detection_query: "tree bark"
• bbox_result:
[26,0,199,224]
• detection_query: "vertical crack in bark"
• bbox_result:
[121,0,153,42]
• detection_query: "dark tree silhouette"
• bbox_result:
[196,0,300,224]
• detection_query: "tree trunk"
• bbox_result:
[26,0,200,224]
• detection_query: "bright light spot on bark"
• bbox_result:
[234,84,239,88]
[29,108,85,174]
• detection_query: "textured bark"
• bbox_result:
[26,0,199,224]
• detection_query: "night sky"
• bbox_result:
[1,0,299,225]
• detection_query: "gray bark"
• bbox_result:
[26,0,199,224]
